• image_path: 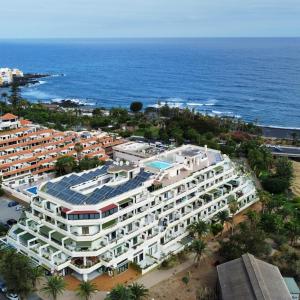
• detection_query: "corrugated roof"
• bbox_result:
[217,253,292,300]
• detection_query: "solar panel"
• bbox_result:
[46,168,153,205]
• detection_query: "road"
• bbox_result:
[265,145,300,158]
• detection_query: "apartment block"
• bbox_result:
[0,113,123,186]
[5,144,257,281]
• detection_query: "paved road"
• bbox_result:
[266,145,300,158]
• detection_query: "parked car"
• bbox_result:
[8,201,18,208]
[0,279,7,292]
[6,219,17,226]
[6,293,19,300]
[15,205,22,211]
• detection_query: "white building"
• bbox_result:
[5,144,257,281]
[0,67,23,85]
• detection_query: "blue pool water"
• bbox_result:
[27,186,37,195]
[146,161,173,170]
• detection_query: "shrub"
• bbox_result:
[262,176,290,194]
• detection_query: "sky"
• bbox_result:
[1,0,300,38]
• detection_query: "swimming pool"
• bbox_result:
[26,186,38,195]
[145,160,173,170]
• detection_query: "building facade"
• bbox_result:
[0,113,123,186]
[6,145,257,280]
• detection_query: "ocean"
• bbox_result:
[0,38,299,127]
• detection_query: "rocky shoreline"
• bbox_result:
[0,73,50,88]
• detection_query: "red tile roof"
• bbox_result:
[0,113,18,120]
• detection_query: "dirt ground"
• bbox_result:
[292,160,300,197]
[65,266,140,291]
[148,247,219,300]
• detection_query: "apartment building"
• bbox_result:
[5,144,257,281]
[0,68,23,85]
[0,113,123,186]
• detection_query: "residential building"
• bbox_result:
[113,141,169,163]
[0,67,23,86]
[5,144,257,281]
[0,114,123,187]
[217,253,292,300]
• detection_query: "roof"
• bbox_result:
[217,253,292,300]
[44,164,153,205]
[20,119,32,126]
[283,277,300,294]
[0,113,18,120]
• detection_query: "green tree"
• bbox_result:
[219,223,271,261]
[0,250,34,300]
[188,220,209,239]
[129,283,149,300]
[78,156,102,171]
[258,190,272,213]
[76,280,98,300]
[41,275,67,300]
[1,92,8,104]
[190,239,207,266]
[210,223,223,238]
[9,82,22,113]
[216,210,230,235]
[130,102,143,113]
[55,156,77,175]
[31,266,44,289]
[228,198,239,235]
[284,219,300,246]
[262,176,290,194]
[275,157,293,181]
[105,284,133,300]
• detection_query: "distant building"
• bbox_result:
[0,113,20,130]
[284,277,300,300]
[217,253,292,300]
[0,67,24,85]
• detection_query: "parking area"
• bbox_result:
[0,197,22,224]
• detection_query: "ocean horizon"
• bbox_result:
[0,37,299,127]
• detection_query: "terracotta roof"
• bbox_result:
[20,119,32,126]
[0,113,18,120]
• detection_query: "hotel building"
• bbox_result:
[5,144,257,280]
[0,113,123,187]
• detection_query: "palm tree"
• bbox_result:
[129,283,148,300]
[74,142,84,161]
[105,284,133,300]
[228,197,239,235]
[215,210,230,235]
[190,239,207,266]
[55,156,77,175]
[1,92,8,104]
[258,190,271,213]
[31,266,44,289]
[41,275,67,300]
[187,220,209,239]
[76,280,97,300]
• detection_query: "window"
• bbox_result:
[82,226,89,235]
[102,207,118,218]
